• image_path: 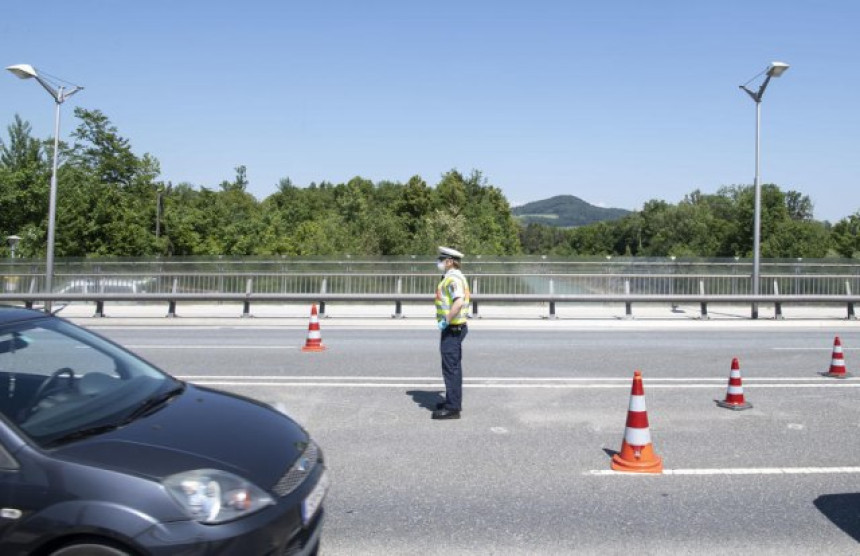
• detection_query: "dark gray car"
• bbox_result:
[0,306,327,555]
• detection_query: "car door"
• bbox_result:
[0,425,23,541]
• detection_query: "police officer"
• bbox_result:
[432,246,470,420]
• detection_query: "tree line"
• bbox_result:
[521,187,859,259]
[1,110,858,260]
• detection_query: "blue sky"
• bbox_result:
[2,1,859,222]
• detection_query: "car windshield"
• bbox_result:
[0,316,179,448]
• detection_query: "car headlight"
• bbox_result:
[164,469,274,524]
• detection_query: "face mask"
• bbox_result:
[436,261,447,272]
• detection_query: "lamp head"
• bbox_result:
[6,64,38,79]
[767,62,790,78]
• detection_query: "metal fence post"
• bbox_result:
[470,277,479,318]
[167,278,178,318]
[393,277,404,319]
[670,256,678,311]
[319,278,327,318]
[623,280,634,319]
[847,281,856,320]
[93,279,106,318]
[25,277,37,309]
[547,278,557,319]
[699,280,709,320]
[242,278,253,318]
[774,280,783,320]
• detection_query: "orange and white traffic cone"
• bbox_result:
[821,336,851,378]
[716,357,753,410]
[611,370,663,474]
[301,303,326,352]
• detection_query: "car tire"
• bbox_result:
[50,542,132,556]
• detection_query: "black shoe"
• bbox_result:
[436,402,446,410]
[432,408,461,420]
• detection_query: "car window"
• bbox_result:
[0,441,18,470]
[0,328,118,379]
[0,317,176,447]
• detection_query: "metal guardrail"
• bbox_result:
[4,271,860,294]
[1,282,857,321]
[3,258,860,320]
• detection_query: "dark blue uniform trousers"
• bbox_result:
[440,324,468,410]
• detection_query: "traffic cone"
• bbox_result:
[611,371,663,474]
[821,336,851,378]
[716,358,753,410]
[301,304,326,352]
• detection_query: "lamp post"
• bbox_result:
[6,235,21,259]
[739,61,789,319]
[6,64,83,311]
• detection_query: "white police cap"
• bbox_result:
[437,246,464,259]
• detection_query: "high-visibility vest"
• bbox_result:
[435,270,470,325]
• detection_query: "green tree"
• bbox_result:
[520,223,568,255]
[831,212,860,258]
[69,108,140,188]
[764,219,830,258]
[785,190,814,221]
[1,114,44,169]
[192,167,263,255]
[435,170,467,216]
[159,183,204,256]
[0,115,50,257]
[568,221,616,255]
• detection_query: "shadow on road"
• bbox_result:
[813,493,860,542]
[406,390,444,412]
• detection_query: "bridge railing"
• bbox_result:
[1,270,858,320]
[3,269,859,294]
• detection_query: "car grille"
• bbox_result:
[272,442,319,497]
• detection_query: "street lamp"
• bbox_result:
[6,64,83,310]
[739,61,789,319]
[6,235,21,259]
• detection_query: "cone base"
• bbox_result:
[610,442,663,474]
[611,453,663,474]
[302,345,326,352]
[716,400,752,410]
[820,371,852,378]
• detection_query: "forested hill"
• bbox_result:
[512,195,631,227]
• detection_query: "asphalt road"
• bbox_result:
[89,323,860,555]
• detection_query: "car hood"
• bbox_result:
[51,384,309,487]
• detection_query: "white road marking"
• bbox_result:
[186,381,447,387]
[772,347,859,350]
[175,375,860,388]
[588,467,860,476]
[89,327,230,331]
[174,375,860,381]
[128,345,299,349]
